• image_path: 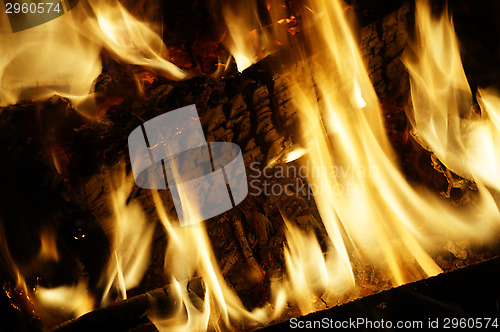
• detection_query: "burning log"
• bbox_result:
[0,2,415,328]
[51,255,500,331]
[53,285,176,332]
[67,1,415,306]
[2,0,500,331]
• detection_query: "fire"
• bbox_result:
[0,6,102,110]
[0,224,94,325]
[283,0,444,288]
[222,0,291,72]
[37,281,94,319]
[0,0,185,113]
[221,0,499,326]
[148,189,267,331]
[281,0,500,297]
[2,0,500,330]
[99,168,155,304]
[90,1,186,80]
[38,227,59,262]
[404,0,500,193]
[0,166,153,327]
[152,0,499,329]
[278,218,350,315]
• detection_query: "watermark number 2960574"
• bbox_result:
[5,2,62,14]
[4,1,79,32]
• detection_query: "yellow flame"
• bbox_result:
[223,0,289,71]
[99,168,155,303]
[0,8,102,109]
[405,0,500,193]
[38,227,59,262]
[149,189,268,331]
[90,1,186,79]
[278,218,352,315]
[37,281,94,318]
[0,0,185,112]
[284,147,307,163]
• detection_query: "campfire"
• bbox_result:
[1,0,499,330]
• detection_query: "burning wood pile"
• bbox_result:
[1,0,499,331]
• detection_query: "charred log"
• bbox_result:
[2,1,497,330]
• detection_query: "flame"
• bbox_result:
[146,0,500,329]
[149,189,267,331]
[0,7,102,109]
[38,227,59,262]
[99,167,155,303]
[0,0,185,112]
[90,1,186,79]
[276,217,353,315]
[223,0,290,72]
[37,281,94,318]
[284,147,307,163]
[404,0,500,192]
[0,167,154,326]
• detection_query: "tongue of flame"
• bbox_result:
[99,170,155,304]
[223,0,291,72]
[0,0,185,112]
[404,1,500,192]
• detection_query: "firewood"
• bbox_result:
[64,0,415,316]
[3,2,467,330]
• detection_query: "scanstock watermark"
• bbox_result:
[289,317,424,329]
[5,0,79,32]
[289,317,499,329]
[128,105,248,227]
[248,162,378,199]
